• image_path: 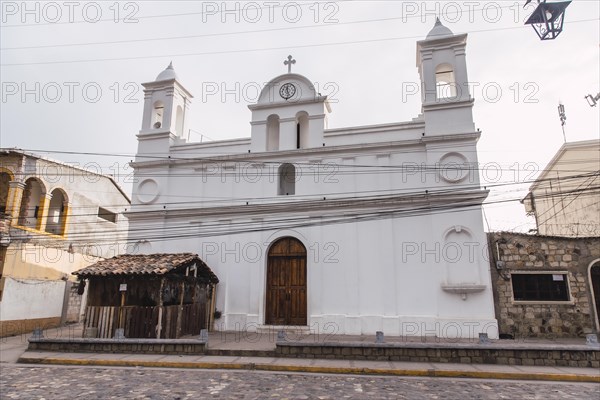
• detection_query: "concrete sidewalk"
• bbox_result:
[15,350,600,383]
[3,325,600,383]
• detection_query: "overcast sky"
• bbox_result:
[1,0,599,232]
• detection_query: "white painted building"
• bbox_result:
[0,149,130,336]
[523,139,600,238]
[128,20,498,338]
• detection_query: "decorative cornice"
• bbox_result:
[421,131,481,143]
[417,33,468,48]
[248,96,328,111]
[422,98,474,111]
[137,131,177,141]
[131,138,426,169]
[126,189,489,222]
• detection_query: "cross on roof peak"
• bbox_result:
[284,55,296,73]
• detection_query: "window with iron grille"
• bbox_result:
[511,273,570,302]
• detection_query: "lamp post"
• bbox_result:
[524,0,572,40]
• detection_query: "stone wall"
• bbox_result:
[275,343,599,368]
[28,338,207,355]
[64,282,83,323]
[0,317,62,337]
[488,232,600,338]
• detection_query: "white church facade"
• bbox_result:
[128,20,499,339]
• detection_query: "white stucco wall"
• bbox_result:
[128,21,498,339]
[0,277,65,321]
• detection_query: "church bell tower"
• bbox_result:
[137,63,193,158]
[417,19,475,136]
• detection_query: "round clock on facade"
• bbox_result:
[279,83,296,100]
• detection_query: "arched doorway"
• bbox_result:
[46,188,68,236]
[590,260,600,331]
[265,237,307,326]
[18,178,45,229]
[0,171,12,214]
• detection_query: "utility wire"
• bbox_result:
[2,18,597,66]
[8,170,599,219]
[0,3,511,49]
[12,184,600,245]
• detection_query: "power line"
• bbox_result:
[11,146,600,175]
[0,0,354,28]
[535,176,599,228]
[13,183,600,244]
[2,18,597,66]
[0,1,516,30]
[0,2,528,50]
[6,166,598,218]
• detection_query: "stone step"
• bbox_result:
[256,325,311,335]
[205,349,277,357]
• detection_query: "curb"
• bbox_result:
[17,356,600,383]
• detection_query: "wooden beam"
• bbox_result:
[208,284,217,332]
[156,277,165,339]
[176,280,185,338]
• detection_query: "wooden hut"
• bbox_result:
[73,253,219,339]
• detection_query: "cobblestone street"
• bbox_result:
[1,365,598,399]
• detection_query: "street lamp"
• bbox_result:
[585,93,600,107]
[524,0,572,40]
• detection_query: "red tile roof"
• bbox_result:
[73,253,218,283]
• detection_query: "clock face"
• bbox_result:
[279,83,296,100]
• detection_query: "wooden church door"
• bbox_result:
[265,237,307,326]
[591,262,600,330]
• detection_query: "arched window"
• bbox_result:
[0,171,11,215]
[153,100,164,129]
[278,163,296,195]
[133,240,153,255]
[267,114,280,151]
[296,112,309,149]
[436,64,457,99]
[46,188,68,236]
[18,178,45,229]
[175,105,184,137]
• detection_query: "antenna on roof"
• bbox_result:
[558,101,567,143]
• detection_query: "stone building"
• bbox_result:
[489,231,600,338]
[0,149,130,336]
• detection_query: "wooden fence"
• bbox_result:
[83,303,207,339]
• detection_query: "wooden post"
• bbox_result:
[156,277,165,339]
[191,281,198,334]
[176,280,185,338]
[118,289,126,329]
[208,284,217,332]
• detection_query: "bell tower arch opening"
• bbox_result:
[296,111,309,149]
[152,100,164,129]
[267,114,280,151]
[436,63,457,99]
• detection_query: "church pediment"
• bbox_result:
[255,73,320,107]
